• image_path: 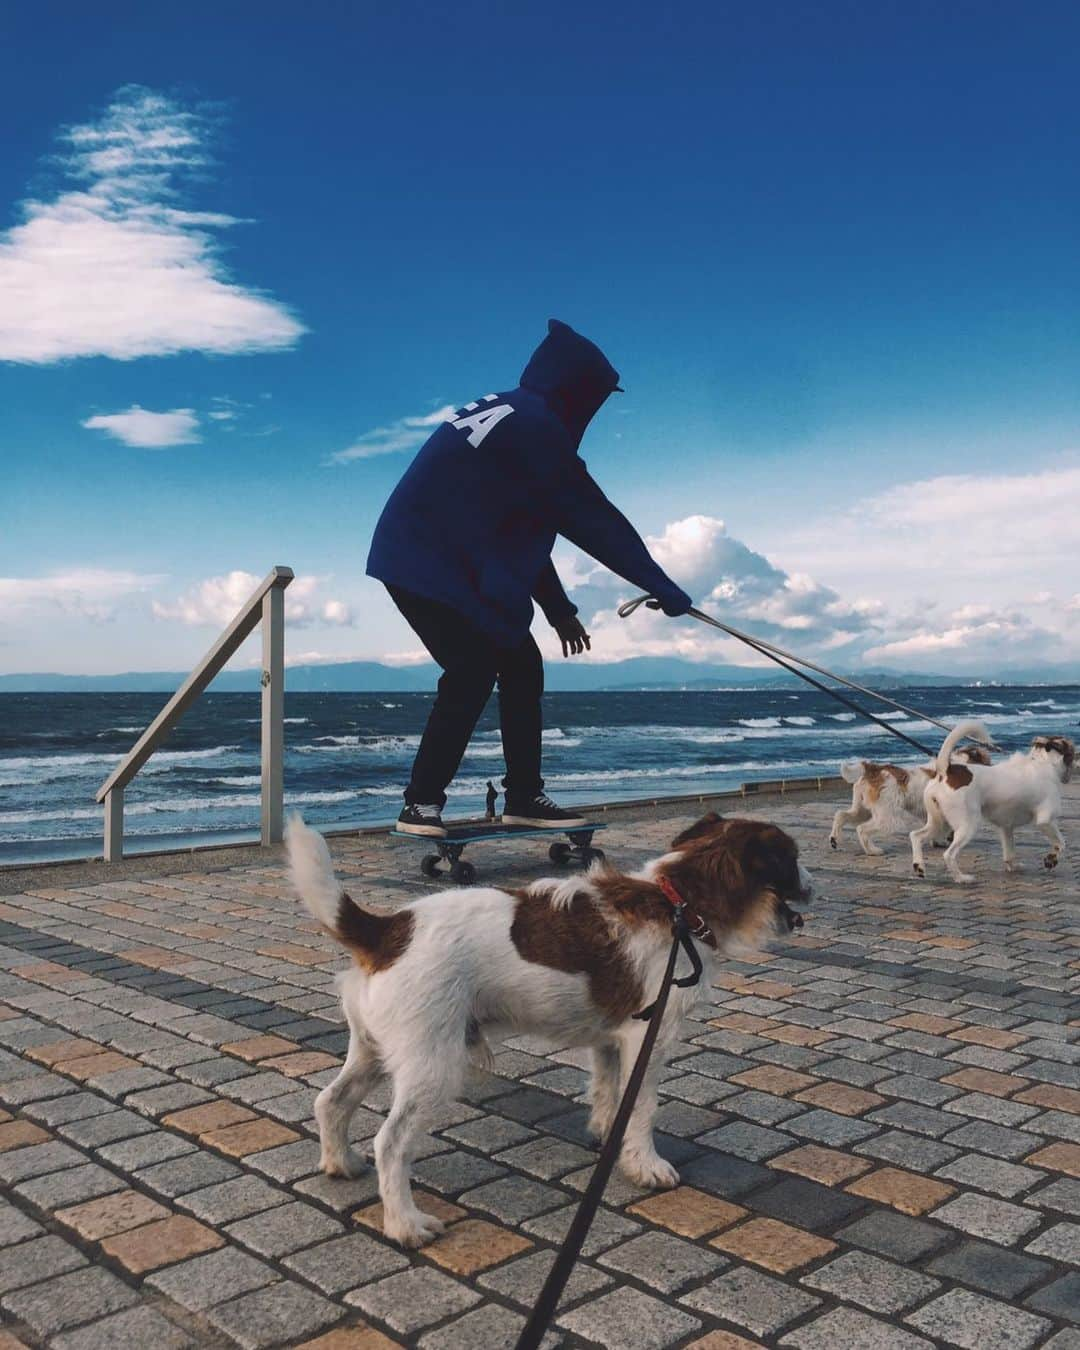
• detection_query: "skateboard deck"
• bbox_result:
[392,820,607,884]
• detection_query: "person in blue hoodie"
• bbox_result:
[367,319,692,837]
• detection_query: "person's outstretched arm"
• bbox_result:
[531,560,577,625]
[554,460,692,615]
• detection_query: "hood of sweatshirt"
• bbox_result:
[519,319,622,448]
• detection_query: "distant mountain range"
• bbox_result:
[0,655,1075,693]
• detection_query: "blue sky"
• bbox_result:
[2,1,1079,675]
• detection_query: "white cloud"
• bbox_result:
[82,405,200,448]
[0,568,164,623]
[0,86,304,364]
[151,570,355,630]
[329,405,456,464]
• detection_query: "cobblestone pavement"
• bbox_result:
[1,780,1077,1349]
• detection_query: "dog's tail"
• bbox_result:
[840,759,866,784]
[936,720,994,777]
[286,814,412,967]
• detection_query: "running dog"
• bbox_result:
[831,744,991,856]
[286,812,812,1247]
[911,720,1074,884]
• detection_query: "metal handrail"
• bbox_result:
[96,566,294,862]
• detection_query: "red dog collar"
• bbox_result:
[656,875,717,949]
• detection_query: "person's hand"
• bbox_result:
[554,615,592,657]
[658,586,693,617]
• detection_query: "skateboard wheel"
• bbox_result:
[549,841,572,865]
[421,854,442,878]
[451,860,476,885]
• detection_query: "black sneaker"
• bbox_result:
[502,793,587,829]
[397,803,446,837]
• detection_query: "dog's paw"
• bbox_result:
[912,863,925,878]
[621,1151,679,1189]
[384,1208,445,1249]
[320,1147,366,1179]
[863,847,885,857]
[953,872,976,885]
[829,836,838,850]
[1005,859,1024,873]
[1044,852,1060,870]
[586,1114,613,1146]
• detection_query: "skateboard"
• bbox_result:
[392,820,608,885]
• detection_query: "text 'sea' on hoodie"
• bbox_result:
[367,319,690,645]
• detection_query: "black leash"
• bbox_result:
[618,596,940,759]
[513,915,689,1350]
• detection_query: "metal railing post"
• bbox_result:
[103,787,124,863]
[96,566,294,862]
[261,581,286,845]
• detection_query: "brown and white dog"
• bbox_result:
[831,744,992,856]
[286,812,812,1247]
[911,720,1075,883]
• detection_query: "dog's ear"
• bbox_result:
[740,825,804,900]
[671,813,724,849]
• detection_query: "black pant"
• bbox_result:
[387,586,544,808]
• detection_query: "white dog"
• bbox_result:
[286,811,812,1247]
[831,744,991,856]
[911,720,1074,884]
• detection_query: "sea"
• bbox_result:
[1,687,1077,865]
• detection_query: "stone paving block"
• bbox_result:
[50,1304,192,1350]
[298,1330,401,1350]
[15,1160,126,1210]
[599,1229,723,1293]
[477,1246,611,1309]
[628,1185,746,1238]
[493,1135,596,1179]
[97,1129,195,1170]
[423,1217,533,1276]
[178,1174,289,1224]
[927,1239,1052,1297]
[835,1210,950,1263]
[0,1233,86,1295]
[723,1089,807,1126]
[0,1137,84,1182]
[855,1129,961,1172]
[208,1279,342,1348]
[711,1217,836,1273]
[458,1175,567,1223]
[559,1284,702,1349]
[1,1265,138,1336]
[417,1302,553,1350]
[935,1153,1044,1198]
[751,1175,867,1232]
[443,1114,536,1154]
[931,1192,1043,1245]
[682,1266,819,1339]
[845,1166,956,1215]
[784,1108,880,1146]
[346,1266,480,1335]
[294,1169,382,1212]
[101,1213,224,1272]
[770,1144,873,1186]
[1026,1271,1080,1319]
[684,1333,763,1350]
[906,1288,1050,1350]
[414,1150,508,1195]
[944,1119,1043,1158]
[55,1187,169,1239]
[802,1249,940,1314]
[1026,1219,1080,1262]
[161,1098,256,1135]
[59,1107,156,1149]
[243,1136,322,1182]
[146,1244,281,1311]
[0,1119,49,1151]
[522,1201,643,1256]
[284,1231,410,1292]
[1026,1141,1080,1175]
[226,1199,344,1257]
[697,1120,793,1161]
[0,1199,43,1247]
[22,1090,114,1127]
[135,1150,241,1197]
[779,1306,933,1349]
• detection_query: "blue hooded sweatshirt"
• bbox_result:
[366,320,692,646]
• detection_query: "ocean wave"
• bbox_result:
[738,717,781,728]
[0,787,359,826]
[300,734,422,755]
[0,745,237,775]
[784,716,815,726]
[829,713,856,721]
